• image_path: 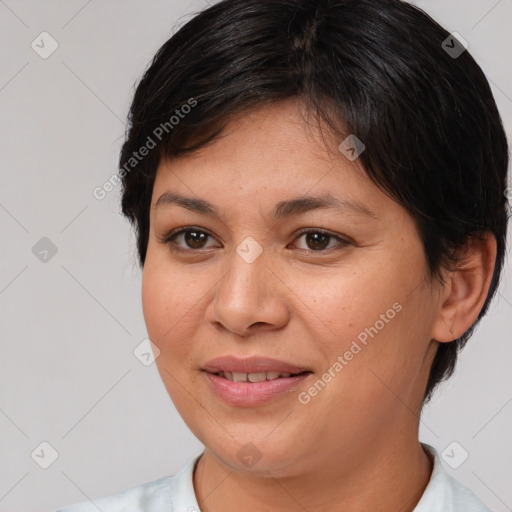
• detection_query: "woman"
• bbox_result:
[56,0,508,510]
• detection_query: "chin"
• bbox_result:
[203,437,306,477]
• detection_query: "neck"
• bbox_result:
[193,433,433,512]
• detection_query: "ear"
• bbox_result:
[431,233,497,343]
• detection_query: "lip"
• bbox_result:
[201,355,312,407]
[203,371,312,406]
[202,355,310,374]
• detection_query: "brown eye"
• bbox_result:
[161,227,218,251]
[293,230,350,252]
[304,232,331,250]
[160,227,349,254]
[182,230,209,249]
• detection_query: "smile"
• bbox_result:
[215,370,307,382]
[203,370,312,406]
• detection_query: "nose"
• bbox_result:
[205,244,290,338]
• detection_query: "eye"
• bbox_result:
[159,227,218,251]
[291,229,350,252]
[158,227,350,254]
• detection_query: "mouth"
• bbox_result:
[201,355,313,406]
[202,355,311,375]
[202,368,313,406]
[211,370,312,382]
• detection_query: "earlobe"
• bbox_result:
[431,233,497,343]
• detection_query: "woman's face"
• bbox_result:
[142,99,441,476]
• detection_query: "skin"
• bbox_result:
[141,98,496,512]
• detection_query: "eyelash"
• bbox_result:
[158,226,351,255]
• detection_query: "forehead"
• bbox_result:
[148,100,418,250]
[152,100,377,204]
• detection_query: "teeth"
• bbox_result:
[248,372,266,382]
[219,371,299,382]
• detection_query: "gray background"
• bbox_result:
[0,1,510,511]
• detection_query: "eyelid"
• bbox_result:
[157,226,219,249]
[293,227,353,247]
[158,226,351,253]
[291,229,351,254]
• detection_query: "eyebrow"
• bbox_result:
[155,192,378,220]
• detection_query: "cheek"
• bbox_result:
[142,262,171,341]
[141,259,203,408]
[300,258,431,392]
[141,257,200,354]
[298,263,404,349]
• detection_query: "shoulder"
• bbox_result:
[414,444,492,512]
[53,475,172,512]
[53,454,202,512]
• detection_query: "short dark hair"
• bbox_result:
[119,0,509,402]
